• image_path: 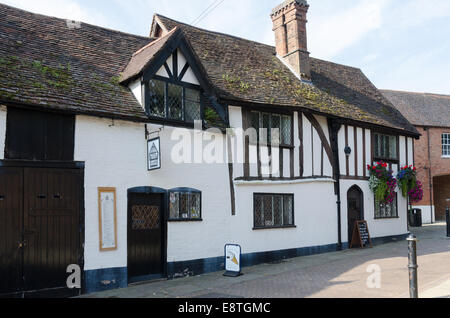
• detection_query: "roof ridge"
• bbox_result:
[0,2,151,41]
[381,89,450,98]
[155,13,276,50]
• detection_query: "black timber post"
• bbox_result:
[329,119,343,251]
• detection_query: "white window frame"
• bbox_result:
[442,133,450,158]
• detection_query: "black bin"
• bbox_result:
[409,209,422,227]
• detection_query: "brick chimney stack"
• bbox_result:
[271,0,311,80]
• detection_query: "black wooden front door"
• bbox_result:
[0,167,82,297]
[128,193,165,283]
[347,186,364,246]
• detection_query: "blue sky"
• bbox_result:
[2,0,450,94]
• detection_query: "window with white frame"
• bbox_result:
[443,133,450,157]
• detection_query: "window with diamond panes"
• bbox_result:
[250,111,292,146]
[169,190,201,221]
[281,115,292,145]
[185,88,201,122]
[443,133,450,157]
[254,194,294,229]
[375,195,398,219]
[168,83,183,120]
[131,205,160,230]
[374,133,398,161]
[149,79,166,117]
[147,79,201,124]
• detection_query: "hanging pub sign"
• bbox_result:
[350,220,373,249]
[224,244,242,277]
[147,137,161,171]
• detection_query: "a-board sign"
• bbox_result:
[224,244,242,277]
[350,220,373,249]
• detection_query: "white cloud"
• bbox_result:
[1,0,108,26]
[308,0,390,59]
[391,0,450,28]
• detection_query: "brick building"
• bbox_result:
[382,90,450,222]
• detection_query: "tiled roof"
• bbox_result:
[0,3,151,121]
[381,90,450,128]
[153,14,419,136]
[0,3,419,135]
[120,27,178,83]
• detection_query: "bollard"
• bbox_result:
[407,234,419,298]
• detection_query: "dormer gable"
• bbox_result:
[120,27,228,129]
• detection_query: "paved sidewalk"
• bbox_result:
[80,223,450,298]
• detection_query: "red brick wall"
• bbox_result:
[434,175,450,220]
[413,126,450,219]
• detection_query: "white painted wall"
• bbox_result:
[233,179,338,253]
[73,106,412,272]
[0,105,6,160]
[129,79,142,107]
[154,49,200,85]
[340,180,408,244]
[399,136,407,167]
[74,115,149,271]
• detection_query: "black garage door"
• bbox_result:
[0,167,83,297]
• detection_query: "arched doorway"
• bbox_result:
[347,185,364,246]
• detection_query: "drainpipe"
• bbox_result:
[425,127,434,223]
[329,119,343,250]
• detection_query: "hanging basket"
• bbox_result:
[367,162,397,204]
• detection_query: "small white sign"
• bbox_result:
[148,137,161,171]
[224,244,242,276]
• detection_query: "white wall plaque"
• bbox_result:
[148,137,161,171]
[98,188,118,251]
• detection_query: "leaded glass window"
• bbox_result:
[149,79,166,117]
[375,196,398,219]
[169,189,202,221]
[168,83,183,120]
[147,79,201,124]
[250,111,293,146]
[254,194,295,229]
[374,133,398,160]
[185,88,201,122]
[281,115,292,145]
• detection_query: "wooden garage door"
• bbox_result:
[0,167,82,297]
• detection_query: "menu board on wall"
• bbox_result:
[98,187,118,251]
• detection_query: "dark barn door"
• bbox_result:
[0,167,82,297]
[347,186,364,246]
[0,168,23,296]
[128,192,165,283]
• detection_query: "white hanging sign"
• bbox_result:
[147,137,161,171]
